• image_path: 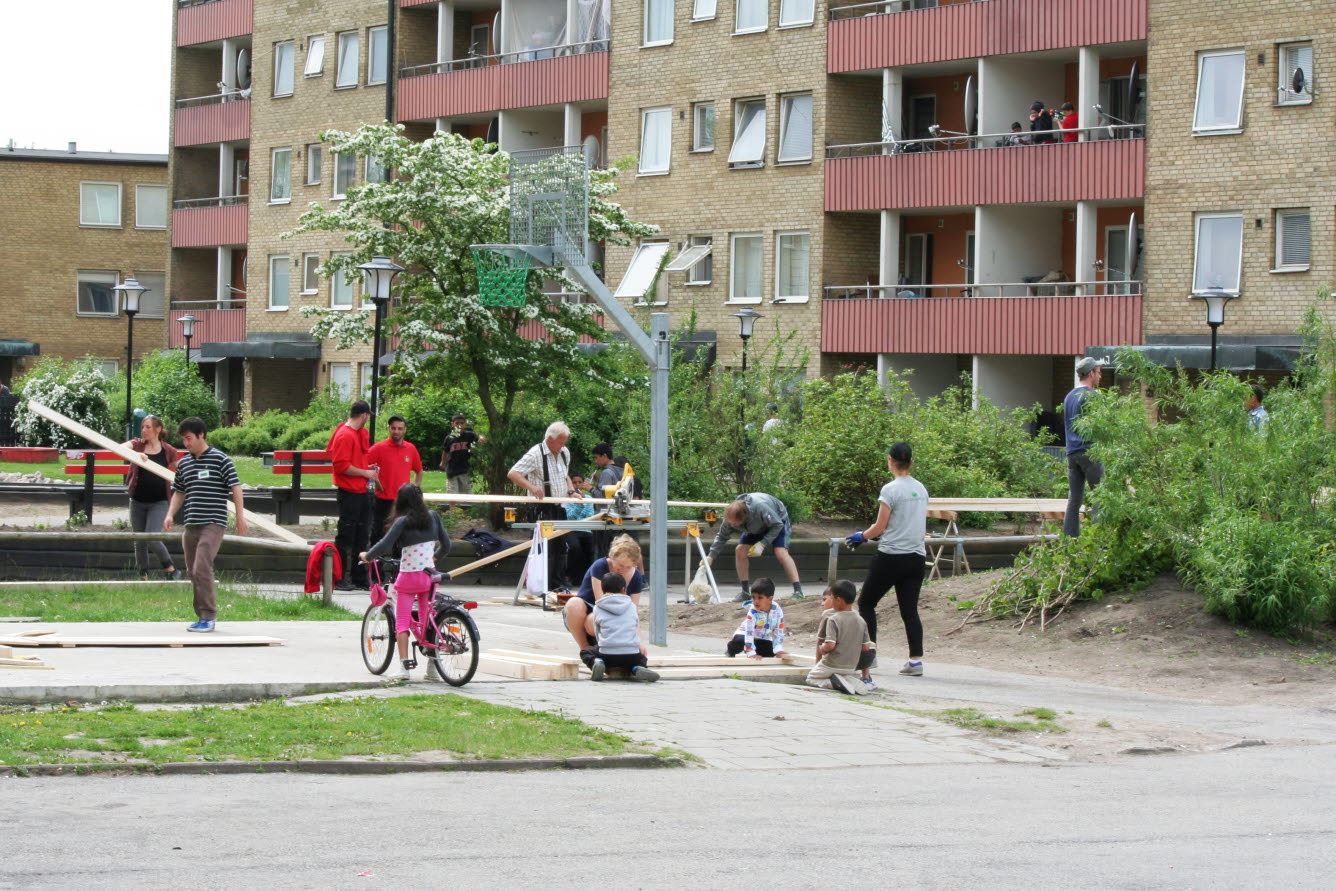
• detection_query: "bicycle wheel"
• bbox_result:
[361,603,396,675]
[429,607,479,687]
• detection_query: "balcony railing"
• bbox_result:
[175,91,251,108]
[177,0,251,46]
[400,40,608,78]
[824,281,1142,300]
[171,200,248,248]
[178,0,223,7]
[827,124,1142,159]
[397,45,609,121]
[173,195,248,209]
[174,95,250,146]
[829,0,982,21]
[168,308,247,349]
[171,298,246,310]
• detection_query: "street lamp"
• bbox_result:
[178,313,198,366]
[730,307,763,488]
[113,277,146,438]
[357,255,405,436]
[730,307,762,372]
[1190,286,1236,372]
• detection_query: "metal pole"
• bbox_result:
[649,312,670,646]
[1208,323,1219,373]
[184,333,193,367]
[369,299,385,438]
[125,314,134,439]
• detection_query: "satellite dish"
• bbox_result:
[1124,211,1141,286]
[236,48,251,90]
[485,117,499,146]
[582,134,600,167]
[963,75,977,136]
[493,11,502,53]
[1292,66,1307,95]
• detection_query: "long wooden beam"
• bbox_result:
[423,492,728,509]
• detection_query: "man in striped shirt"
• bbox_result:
[164,417,247,632]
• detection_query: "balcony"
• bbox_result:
[171,197,248,248]
[168,306,247,349]
[398,43,609,121]
[821,287,1142,355]
[175,94,250,147]
[826,130,1144,211]
[828,0,1146,72]
[177,0,252,47]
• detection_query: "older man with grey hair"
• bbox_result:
[508,421,580,589]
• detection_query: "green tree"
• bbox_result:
[13,357,114,448]
[109,352,223,433]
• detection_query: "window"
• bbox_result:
[687,235,713,283]
[367,26,388,84]
[336,31,360,88]
[270,148,292,202]
[1278,42,1313,105]
[365,155,388,184]
[729,99,766,167]
[333,152,355,198]
[775,231,810,301]
[302,253,321,293]
[639,107,672,174]
[329,363,352,398]
[735,0,767,33]
[305,144,322,184]
[1275,209,1311,270]
[134,184,167,229]
[644,0,674,45]
[1193,50,1245,132]
[269,256,291,309]
[903,233,930,287]
[95,360,119,379]
[692,102,715,151]
[693,0,716,20]
[614,242,671,301]
[305,35,325,76]
[79,182,121,227]
[1104,225,1142,293]
[360,363,375,398]
[331,253,355,308]
[1193,213,1243,292]
[779,0,814,27]
[76,270,119,316]
[133,272,166,319]
[729,233,763,303]
[273,41,295,96]
[778,93,812,162]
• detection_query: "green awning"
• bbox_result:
[0,339,39,357]
[1086,344,1299,372]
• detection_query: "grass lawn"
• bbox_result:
[0,584,352,622]
[0,695,645,766]
[1,458,451,492]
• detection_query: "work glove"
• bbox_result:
[748,542,765,557]
[844,532,866,549]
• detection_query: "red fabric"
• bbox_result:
[305,541,343,593]
[1060,111,1079,143]
[366,438,423,501]
[327,422,371,493]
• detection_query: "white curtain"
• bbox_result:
[502,0,568,55]
[728,101,766,164]
[693,0,716,18]
[271,149,292,201]
[576,0,610,45]
[779,0,814,26]
[778,94,812,161]
[1193,52,1244,129]
[273,42,294,95]
[1193,216,1242,291]
[732,236,762,299]
[736,0,766,31]
[337,32,359,86]
[639,108,671,173]
[777,233,809,298]
[645,0,673,43]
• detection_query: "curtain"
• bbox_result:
[273,43,294,94]
[337,32,359,86]
[778,94,812,161]
[732,236,762,299]
[736,0,766,31]
[1193,216,1242,291]
[779,0,814,26]
[502,0,567,55]
[270,258,290,309]
[693,0,716,18]
[777,233,809,298]
[640,109,671,172]
[728,101,766,164]
[645,0,673,44]
[1193,53,1244,129]
[271,149,292,201]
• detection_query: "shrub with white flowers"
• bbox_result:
[14,357,114,448]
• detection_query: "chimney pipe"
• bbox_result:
[68,141,77,154]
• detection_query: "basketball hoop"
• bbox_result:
[472,246,531,307]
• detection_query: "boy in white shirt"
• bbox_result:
[726,579,787,659]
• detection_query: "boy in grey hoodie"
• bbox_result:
[583,572,660,683]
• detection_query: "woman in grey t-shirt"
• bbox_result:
[843,442,929,685]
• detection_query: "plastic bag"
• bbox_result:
[689,560,714,604]
[523,526,548,596]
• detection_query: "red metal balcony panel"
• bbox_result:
[821,295,1141,355]
[399,0,438,6]
[168,309,247,348]
[172,204,248,248]
[177,0,253,46]
[517,313,605,344]
[826,139,1143,211]
[829,0,1146,72]
[174,100,250,147]
[398,52,608,121]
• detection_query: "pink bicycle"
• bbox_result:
[360,558,481,686]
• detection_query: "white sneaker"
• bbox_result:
[387,661,409,680]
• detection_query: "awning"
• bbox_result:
[200,341,320,360]
[0,339,39,357]
[157,349,225,364]
[613,242,671,299]
[664,243,712,272]
[1086,344,1300,372]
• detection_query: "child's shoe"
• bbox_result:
[590,658,606,681]
[387,660,409,680]
[630,665,659,683]
[862,676,877,692]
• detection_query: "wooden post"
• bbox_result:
[321,550,333,607]
[292,451,304,501]
[81,452,95,523]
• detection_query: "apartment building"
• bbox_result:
[0,145,169,387]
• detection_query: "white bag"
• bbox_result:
[689,560,713,604]
[524,526,548,596]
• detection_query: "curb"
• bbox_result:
[0,679,393,705]
[0,753,685,778]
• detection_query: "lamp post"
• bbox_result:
[1190,286,1236,372]
[357,256,405,437]
[113,277,146,439]
[178,313,198,367]
[731,307,762,372]
[730,307,763,488]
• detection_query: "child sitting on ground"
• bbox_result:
[726,578,787,660]
[583,572,660,683]
[806,579,874,696]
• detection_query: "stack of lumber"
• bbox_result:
[0,644,50,670]
[477,648,815,681]
[0,629,286,648]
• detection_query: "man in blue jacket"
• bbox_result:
[1062,358,1104,537]
[707,492,804,602]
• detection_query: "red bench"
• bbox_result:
[63,450,131,522]
[271,450,333,524]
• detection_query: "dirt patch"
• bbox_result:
[670,571,1336,708]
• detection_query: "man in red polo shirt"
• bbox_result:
[328,400,378,591]
[366,414,424,538]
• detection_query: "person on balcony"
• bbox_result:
[1029,101,1055,144]
[1005,122,1032,146]
[1058,102,1080,143]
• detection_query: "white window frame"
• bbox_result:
[270,147,292,203]
[728,98,767,168]
[268,256,291,310]
[79,181,121,228]
[1102,225,1143,294]
[692,102,715,152]
[1192,212,1243,293]
[133,271,166,319]
[333,152,355,198]
[304,35,325,77]
[1274,208,1311,272]
[614,241,672,303]
[360,363,375,398]
[95,359,119,379]
[774,230,810,303]
[1193,49,1246,133]
[777,92,813,163]
[734,0,767,34]
[305,143,322,184]
[687,234,712,284]
[76,270,120,317]
[644,0,674,46]
[364,155,388,184]
[1278,42,1313,106]
[329,363,352,398]
[692,0,717,21]
[639,107,672,175]
[331,252,355,309]
[273,40,295,97]
[134,184,168,230]
[778,0,815,28]
[728,233,763,304]
[336,31,360,88]
[367,25,388,85]
[302,253,321,294]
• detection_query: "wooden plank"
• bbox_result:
[423,492,728,509]
[477,654,576,680]
[448,534,569,579]
[928,498,1074,513]
[487,648,581,667]
[0,634,286,648]
[27,399,307,546]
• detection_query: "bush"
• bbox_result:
[14,357,115,448]
[385,388,483,467]
[109,352,222,433]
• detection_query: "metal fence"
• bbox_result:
[400,40,608,78]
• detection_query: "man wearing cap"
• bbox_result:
[1029,101,1055,144]
[440,413,486,496]
[1062,358,1104,537]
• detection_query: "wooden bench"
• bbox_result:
[62,450,129,522]
[270,450,333,524]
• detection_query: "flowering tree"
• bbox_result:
[14,357,114,448]
[284,124,656,502]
